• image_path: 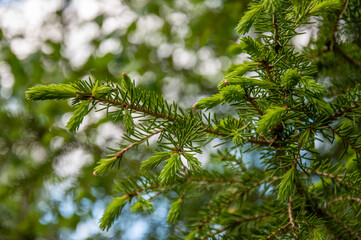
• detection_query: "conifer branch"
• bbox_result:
[115,128,164,159]
[324,209,361,240]
[84,95,176,121]
[81,93,276,147]
[200,225,230,239]
[148,191,163,202]
[329,126,361,156]
[266,223,291,239]
[244,93,263,115]
[190,177,242,183]
[124,183,162,198]
[309,170,361,193]
[293,133,306,168]
[328,103,360,120]
[194,176,282,234]
[200,212,274,240]
[263,61,274,82]
[326,196,361,206]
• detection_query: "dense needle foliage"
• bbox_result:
[26,0,361,239]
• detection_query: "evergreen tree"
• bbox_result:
[26,0,361,239]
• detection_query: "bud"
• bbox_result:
[192,103,198,109]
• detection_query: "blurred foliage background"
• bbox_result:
[0,0,360,239]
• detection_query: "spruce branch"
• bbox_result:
[25,0,361,237]
[200,212,278,240]
[84,91,275,147]
[66,101,91,132]
[326,196,361,206]
[324,209,361,240]
[25,83,77,101]
[99,181,163,230]
[263,61,274,82]
[190,177,243,183]
[266,223,291,239]
[167,184,189,223]
[148,190,163,202]
[115,128,164,159]
[94,128,165,175]
[244,92,263,115]
[329,125,361,156]
[236,3,264,35]
[328,102,360,121]
[193,176,282,236]
[120,183,162,198]
[309,170,361,193]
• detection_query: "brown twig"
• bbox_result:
[148,191,162,201]
[288,194,298,238]
[244,93,263,115]
[264,63,274,82]
[273,14,280,54]
[190,177,243,183]
[266,223,291,239]
[115,128,164,159]
[328,103,360,121]
[308,170,361,193]
[326,196,361,206]
[124,183,162,199]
